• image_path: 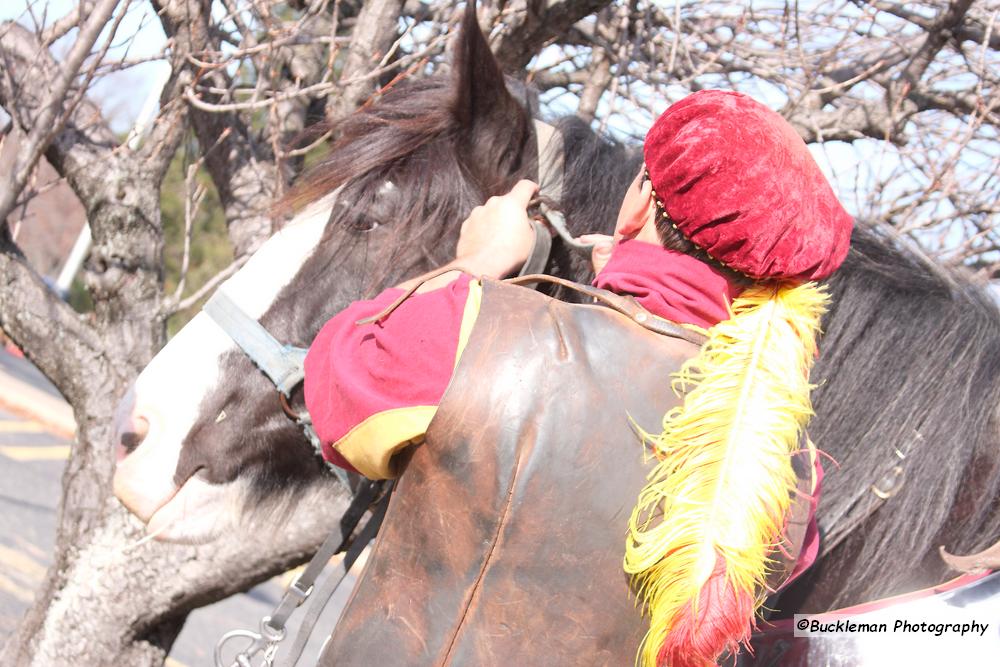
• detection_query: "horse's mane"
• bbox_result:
[782,226,1000,609]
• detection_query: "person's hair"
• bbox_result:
[643,170,751,286]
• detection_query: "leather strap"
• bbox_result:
[278,481,394,667]
[534,203,593,255]
[504,274,708,346]
[516,120,594,279]
[271,481,384,632]
[517,219,552,277]
[354,265,474,326]
[203,289,308,397]
[215,481,387,667]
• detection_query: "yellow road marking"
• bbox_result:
[0,445,70,461]
[165,659,189,667]
[0,572,34,603]
[0,544,46,581]
[0,421,46,433]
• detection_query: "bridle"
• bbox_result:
[210,119,573,667]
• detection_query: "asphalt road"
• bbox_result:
[0,350,353,665]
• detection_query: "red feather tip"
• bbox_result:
[656,556,757,667]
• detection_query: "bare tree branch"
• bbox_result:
[161,255,249,317]
[886,0,976,124]
[863,0,1000,49]
[325,0,407,119]
[41,0,98,45]
[155,0,280,258]
[0,0,122,225]
[487,0,614,70]
[0,227,106,403]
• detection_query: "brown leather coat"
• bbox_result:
[319,279,807,666]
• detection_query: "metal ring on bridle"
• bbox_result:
[279,390,307,422]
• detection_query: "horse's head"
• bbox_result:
[111,5,558,543]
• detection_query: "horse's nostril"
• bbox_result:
[120,431,143,452]
[116,415,149,462]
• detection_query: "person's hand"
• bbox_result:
[456,180,539,278]
[577,233,615,275]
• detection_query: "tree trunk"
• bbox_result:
[2,4,363,661]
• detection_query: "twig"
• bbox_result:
[171,160,209,304]
[162,256,250,317]
[0,0,124,225]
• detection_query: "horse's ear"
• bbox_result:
[450,0,534,194]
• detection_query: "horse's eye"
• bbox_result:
[350,218,380,233]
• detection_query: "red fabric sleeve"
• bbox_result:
[303,275,473,471]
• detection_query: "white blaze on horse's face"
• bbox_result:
[113,197,334,543]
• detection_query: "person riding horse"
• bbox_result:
[302,90,852,666]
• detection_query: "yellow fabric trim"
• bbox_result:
[334,406,437,479]
[454,279,482,369]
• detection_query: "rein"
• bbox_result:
[214,479,393,667]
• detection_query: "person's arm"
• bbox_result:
[396,179,540,292]
[303,274,476,478]
[304,180,543,478]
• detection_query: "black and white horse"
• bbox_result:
[113,3,1000,635]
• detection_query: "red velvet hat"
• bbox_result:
[643,90,853,281]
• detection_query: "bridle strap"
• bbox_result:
[203,290,307,397]
[520,219,553,277]
[214,480,392,667]
[278,480,394,667]
[519,120,593,278]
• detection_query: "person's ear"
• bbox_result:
[615,177,657,240]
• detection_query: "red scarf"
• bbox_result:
[594,240,741,329]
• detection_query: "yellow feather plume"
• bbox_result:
[624,282,829,667]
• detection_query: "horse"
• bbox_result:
[112,2,1000,659]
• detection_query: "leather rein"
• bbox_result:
[207,119,576,667]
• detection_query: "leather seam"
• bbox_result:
[438,436,524,665]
